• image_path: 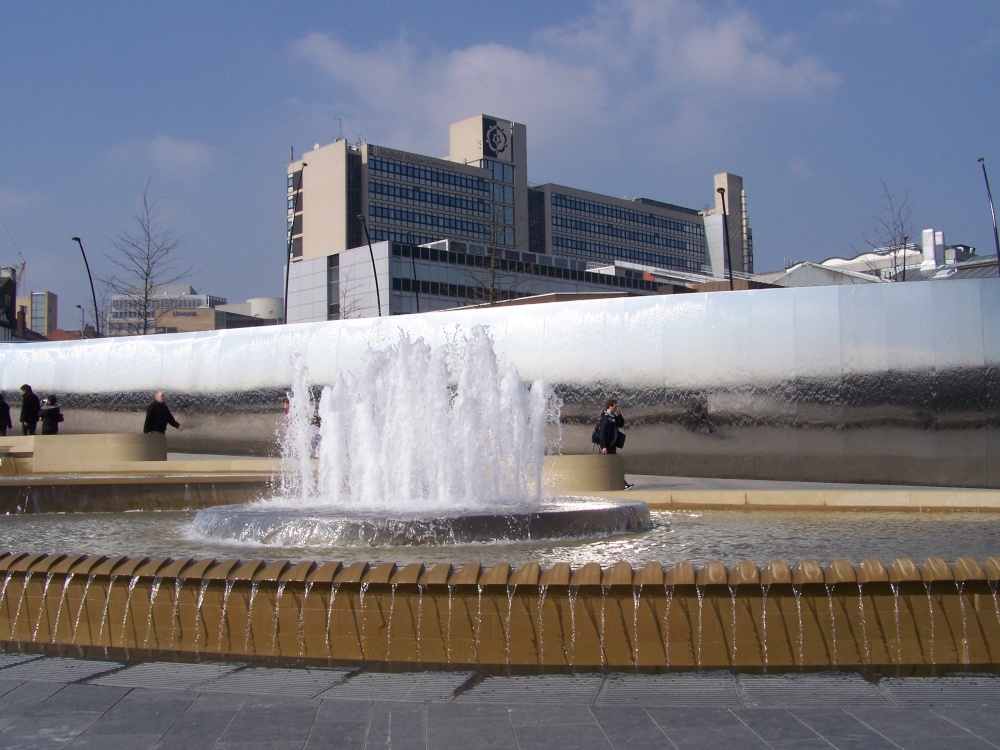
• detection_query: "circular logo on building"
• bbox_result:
[486,124,508,154]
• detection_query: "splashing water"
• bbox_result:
[279,327,561,512]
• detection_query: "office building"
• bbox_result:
[107,285,278,336]
[16,291,57,335]
[287,114,751,319]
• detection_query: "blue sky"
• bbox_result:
[1,0,997,325]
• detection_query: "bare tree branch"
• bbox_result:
[864,180,916,281]
[462,205,528,305]
[100,180,193,334]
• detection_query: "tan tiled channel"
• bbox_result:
[2,550,999,670]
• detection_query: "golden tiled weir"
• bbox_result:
[2,444,999,671]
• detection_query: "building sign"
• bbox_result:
[369,145,455,170]
[482,118,512,163]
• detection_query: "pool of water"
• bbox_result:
[2,507,998,568]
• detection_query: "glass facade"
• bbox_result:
[30,293,46,333]
[548,192,707,272]
[365,153,516,250]
[387,242,656,315]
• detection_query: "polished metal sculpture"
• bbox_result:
[2,279,998,486]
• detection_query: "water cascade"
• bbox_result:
[3,552,1000,669]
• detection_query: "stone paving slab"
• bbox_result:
[87,660,246,691]
[738,672,888,707]
[0,656,123,683]
[598,671,743,707]
[318,670,473,702]
[0,656,998,748]
[200,666,352,698]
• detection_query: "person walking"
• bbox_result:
[596,398,634,490]
[0,394,12,437]
[143,391,183,434]
[39,395,63,435]
[19,384,41,435]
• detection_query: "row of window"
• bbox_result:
[392,276,529,302]
[551,214,705,255]
[369,180,490,216]
[368,157,490,195]
[370,227,438,246]
[552,235,703,272]
[110,297,219,310]
[369,202,489,240]
[552,193,705,237]
[389,244,658,292]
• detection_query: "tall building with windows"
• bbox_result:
[287,114,751,319]
[16,291,57,335]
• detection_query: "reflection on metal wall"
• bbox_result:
[2,279,998,486]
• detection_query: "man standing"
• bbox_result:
[143,391,182,434]
[596,398,634,490]
[19,384,41,435]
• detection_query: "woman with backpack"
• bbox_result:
[40,395,63,435]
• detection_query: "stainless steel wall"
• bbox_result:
[3,279,998,486]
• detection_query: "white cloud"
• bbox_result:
[291,0,839,180]
[108,135,219,176]
[0,188,45,213]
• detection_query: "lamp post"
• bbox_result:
[357,214,382,317]
[283,163,306,324]
[71,237,100,336]
[978,157,1000,275]
[75,304,85,339]
[717,188,733,290]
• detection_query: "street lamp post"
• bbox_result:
[283,163,306,324]
[357,214,382,317]
[71,237,100,336]
[978,157,1000,275]
[717,188,733,290]
[75,304,85,339]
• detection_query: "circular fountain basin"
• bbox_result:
[192,497,651,547]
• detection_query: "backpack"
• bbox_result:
[591,413,608,448]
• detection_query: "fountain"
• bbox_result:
[2,283,1000,671]
[192,327,650,546]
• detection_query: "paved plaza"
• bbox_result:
[1,653,1000,749]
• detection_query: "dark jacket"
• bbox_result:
[597,410,626,454]
[40,403,62,435]
[0,399,11,431]
[19,388,41,425]
[144,400,180,433]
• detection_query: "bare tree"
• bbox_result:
[102,181,192,335]
[463,205,528,306]
[864,181,916,281]
[333,267,366,319]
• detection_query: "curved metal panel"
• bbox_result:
[2,279,998,486]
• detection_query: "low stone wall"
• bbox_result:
[0,433,169,475]
[3,551,999,670]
